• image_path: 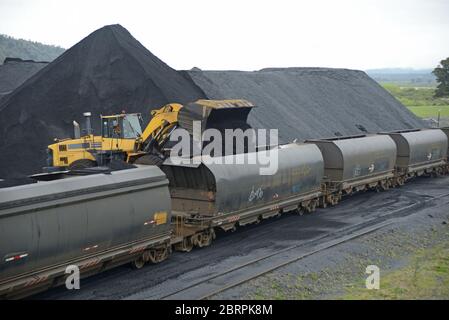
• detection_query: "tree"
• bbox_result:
[433,57,449,98]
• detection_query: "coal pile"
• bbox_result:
[0,24,426,179]
[187,68,424,143]
[0,24,205,178]
[0,58,48,100]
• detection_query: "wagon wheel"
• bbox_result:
[319,196,327,209]
[148,247,169,263]
[131,255,146,269]
[305,200,317,213]
[388,178,395,188]
[196,233,209,248]
[311,199,318,212]
[175,237,193,252]
[326,195,334,206]
[333,197,340,206]
[156,247,169,263]
[327,194,339,206]
[204,235,213,247]
[301,200,311,213]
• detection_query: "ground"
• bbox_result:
[231,220,449,300]
[342,241,449,299]
[210,178,449,300]
[35,175,449,300]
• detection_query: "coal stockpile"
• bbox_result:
[0,58,48,100]
[0,24,205,178]
[187,68,425,143]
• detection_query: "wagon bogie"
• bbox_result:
[192,229,215,248]
[148,245,171,264]
[174,236,194,252]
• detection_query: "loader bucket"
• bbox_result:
[177,99,255,136]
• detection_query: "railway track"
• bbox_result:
[34,177,449,300]
[149,189,449,300]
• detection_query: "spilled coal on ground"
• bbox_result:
[0,24,425,179]
[187,68,424,143]
[0,58,48,100]
[0,24,206,178]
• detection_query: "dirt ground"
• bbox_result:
[211,182,449,300]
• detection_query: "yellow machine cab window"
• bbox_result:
[101,114,143,139]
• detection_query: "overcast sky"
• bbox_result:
[0,0,448,70]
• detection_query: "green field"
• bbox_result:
[407,105,449,118]
[381,83,449,119]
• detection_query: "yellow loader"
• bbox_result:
[46,99,255,171]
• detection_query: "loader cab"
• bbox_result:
[101,113,143,139]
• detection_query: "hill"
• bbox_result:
[0,58,48,99]
[0,34,64,64]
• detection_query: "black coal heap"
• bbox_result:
[0,24,205,178]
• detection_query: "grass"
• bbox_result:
[244,225,449,300]
[381,83,449,107]
[381,83,449,119]
[341,243,449,300]
[407,105,449,118]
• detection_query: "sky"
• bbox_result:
[0,0,448,71]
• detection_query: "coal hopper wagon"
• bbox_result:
[442,127,449,173]
[306,134,398,203]
[163,143,325,251]
[0,167,172,299]
[381,128,448,180]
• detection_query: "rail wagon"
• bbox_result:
[162,143,324,251]
[439,127,449,173]
[0,167,171,299]
[305,134,397,200]
[381,129,448,178]
[442,127,449,151]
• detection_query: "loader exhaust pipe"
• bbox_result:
[73,121,81,139]
[83,112,93,135]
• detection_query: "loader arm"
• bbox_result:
[137,103,183,152]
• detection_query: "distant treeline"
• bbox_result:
[0,34,65,64]
[366,69,436,85]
